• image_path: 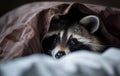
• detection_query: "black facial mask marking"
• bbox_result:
[42,34,60,55]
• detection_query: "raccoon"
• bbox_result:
[42,15,104,59]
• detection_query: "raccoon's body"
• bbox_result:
[42,15,104,59]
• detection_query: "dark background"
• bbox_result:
[0,0,120,17]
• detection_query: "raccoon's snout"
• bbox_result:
[55,51,66,59]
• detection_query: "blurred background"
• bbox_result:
[0,0,120,17]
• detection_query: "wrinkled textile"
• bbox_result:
[0,2,120,61]
[0,48,120,76]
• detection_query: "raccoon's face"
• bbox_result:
[42,15,104,59]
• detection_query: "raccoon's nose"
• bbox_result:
[55,51,66,59]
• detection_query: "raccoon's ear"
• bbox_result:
[80,15,100,33]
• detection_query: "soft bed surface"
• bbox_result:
[0,48,120,76]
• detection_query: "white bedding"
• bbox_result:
[0,48,120,76]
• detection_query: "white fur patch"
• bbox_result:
[44,31,59,37]
[75,35,103,51]
[60,31,64,40]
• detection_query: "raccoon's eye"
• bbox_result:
[52,35,59,44]
[69,38,78,47]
